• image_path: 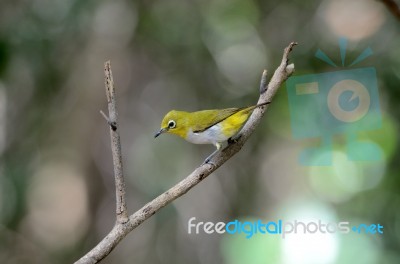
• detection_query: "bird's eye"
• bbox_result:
[168,120,176,129]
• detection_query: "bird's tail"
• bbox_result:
[255,102,270,108]
[242,101,270,112]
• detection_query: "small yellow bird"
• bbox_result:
[155,102,269,163]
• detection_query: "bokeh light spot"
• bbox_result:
[26,162,89,250]
[319,0,385,40]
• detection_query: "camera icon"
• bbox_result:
[286,41,382,165]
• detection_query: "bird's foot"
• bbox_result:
[202,158,216,166]
[202,149,220,166]
[228,135,241,144]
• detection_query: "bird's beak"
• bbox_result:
[154,128,167,138]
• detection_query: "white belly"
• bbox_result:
[186,123,230,145]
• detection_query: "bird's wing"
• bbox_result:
[192,107,242,133]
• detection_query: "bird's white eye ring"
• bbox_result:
[168,120,176,129]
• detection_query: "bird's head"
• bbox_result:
[155,110,189,139]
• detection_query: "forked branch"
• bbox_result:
[75,42,297,264]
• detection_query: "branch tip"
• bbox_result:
[283,42,298,63]
[104,60,111,70]
[100,110,109,121]
[286,63,295,75]
[259,69,269,94]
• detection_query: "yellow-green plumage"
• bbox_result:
[155,102,269,163]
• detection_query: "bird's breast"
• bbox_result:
[186,123,230,145]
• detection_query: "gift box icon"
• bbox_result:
[286,39,382,165]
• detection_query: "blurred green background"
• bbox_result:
[0,0,399,263]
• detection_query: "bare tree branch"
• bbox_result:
[103,61,128,223]
[74,42,297,264]
[381,0,400,20]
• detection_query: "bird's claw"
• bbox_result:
[202,158,216,166]
[228,135,241,144]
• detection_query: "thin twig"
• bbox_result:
[104,61,128,223]
[74,42,297,264]
[99,110,117,131]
